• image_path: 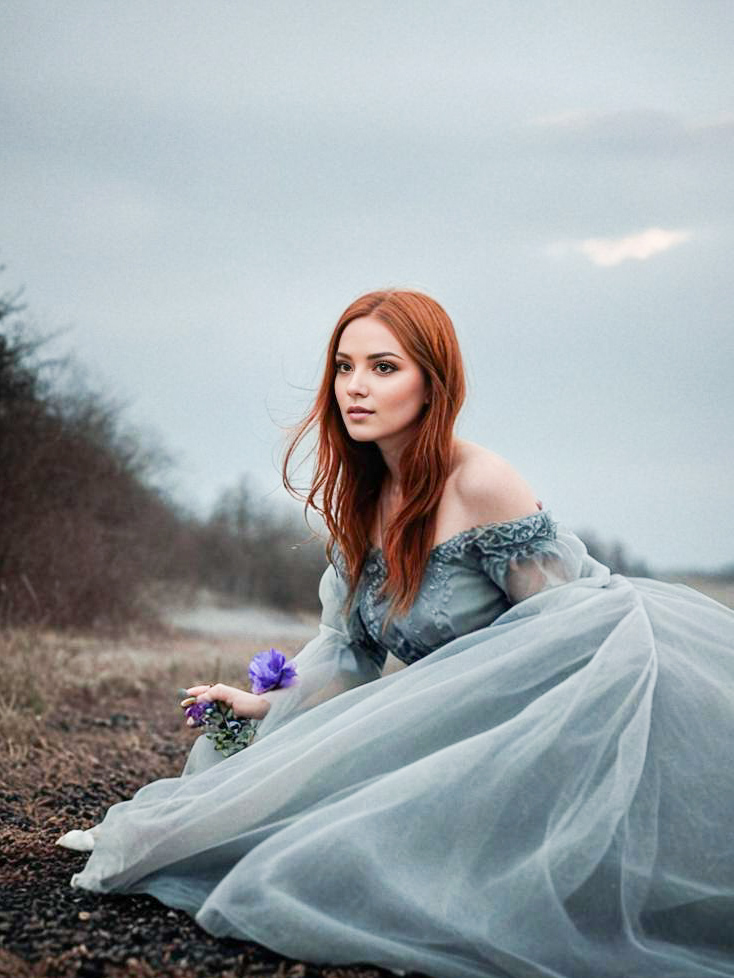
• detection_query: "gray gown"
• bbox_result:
[70,511,734,978]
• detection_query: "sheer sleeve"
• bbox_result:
[474,512,611,605]
[253,561,386,740]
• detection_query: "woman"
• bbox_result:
[64,290,734,978]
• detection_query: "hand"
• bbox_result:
[185,683,271,721]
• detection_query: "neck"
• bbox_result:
[376,429,415,490]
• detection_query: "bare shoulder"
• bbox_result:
[448,440,541,526]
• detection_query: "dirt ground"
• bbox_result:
[0,627,426,978]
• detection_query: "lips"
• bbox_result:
[347,407,373,416]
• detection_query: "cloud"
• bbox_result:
[526,109,734,159]
[547,227,692,267]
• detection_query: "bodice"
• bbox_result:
[334,510,561,667]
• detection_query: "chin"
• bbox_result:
[346,429,377,442]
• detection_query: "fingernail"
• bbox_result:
[180,697,197,708]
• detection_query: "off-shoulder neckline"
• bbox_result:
[368,508,554,561]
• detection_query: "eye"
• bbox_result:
[374,361,397,374]
[335,361,351,374]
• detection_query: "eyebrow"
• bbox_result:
[335,351,404,361]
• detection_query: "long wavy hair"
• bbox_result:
[282,288,466,616]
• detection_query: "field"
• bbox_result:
[665,574,734,610]
[0,625,411,978]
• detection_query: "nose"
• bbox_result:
[346,367,368,397]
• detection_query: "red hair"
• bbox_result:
[282,289,466,615]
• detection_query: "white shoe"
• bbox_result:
[55,828,97,852]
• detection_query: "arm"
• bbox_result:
[477,515,611,604]
[186,562,385,740]
[253,562,385,738]
[489,536,578,604]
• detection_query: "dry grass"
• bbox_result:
[0,625,304,766]
[667,575,734,610]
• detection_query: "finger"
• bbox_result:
[195,683,228,703]
[185,684,214,695]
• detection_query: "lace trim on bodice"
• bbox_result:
[373,509,556,566]
[332,509,556,576]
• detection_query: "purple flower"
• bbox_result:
[185,701,212,727]
[248,648,298,694]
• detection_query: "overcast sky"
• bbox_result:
[2,1,732,571]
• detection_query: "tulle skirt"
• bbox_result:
[71,574,734,978]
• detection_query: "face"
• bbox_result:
[334,315,428,452]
